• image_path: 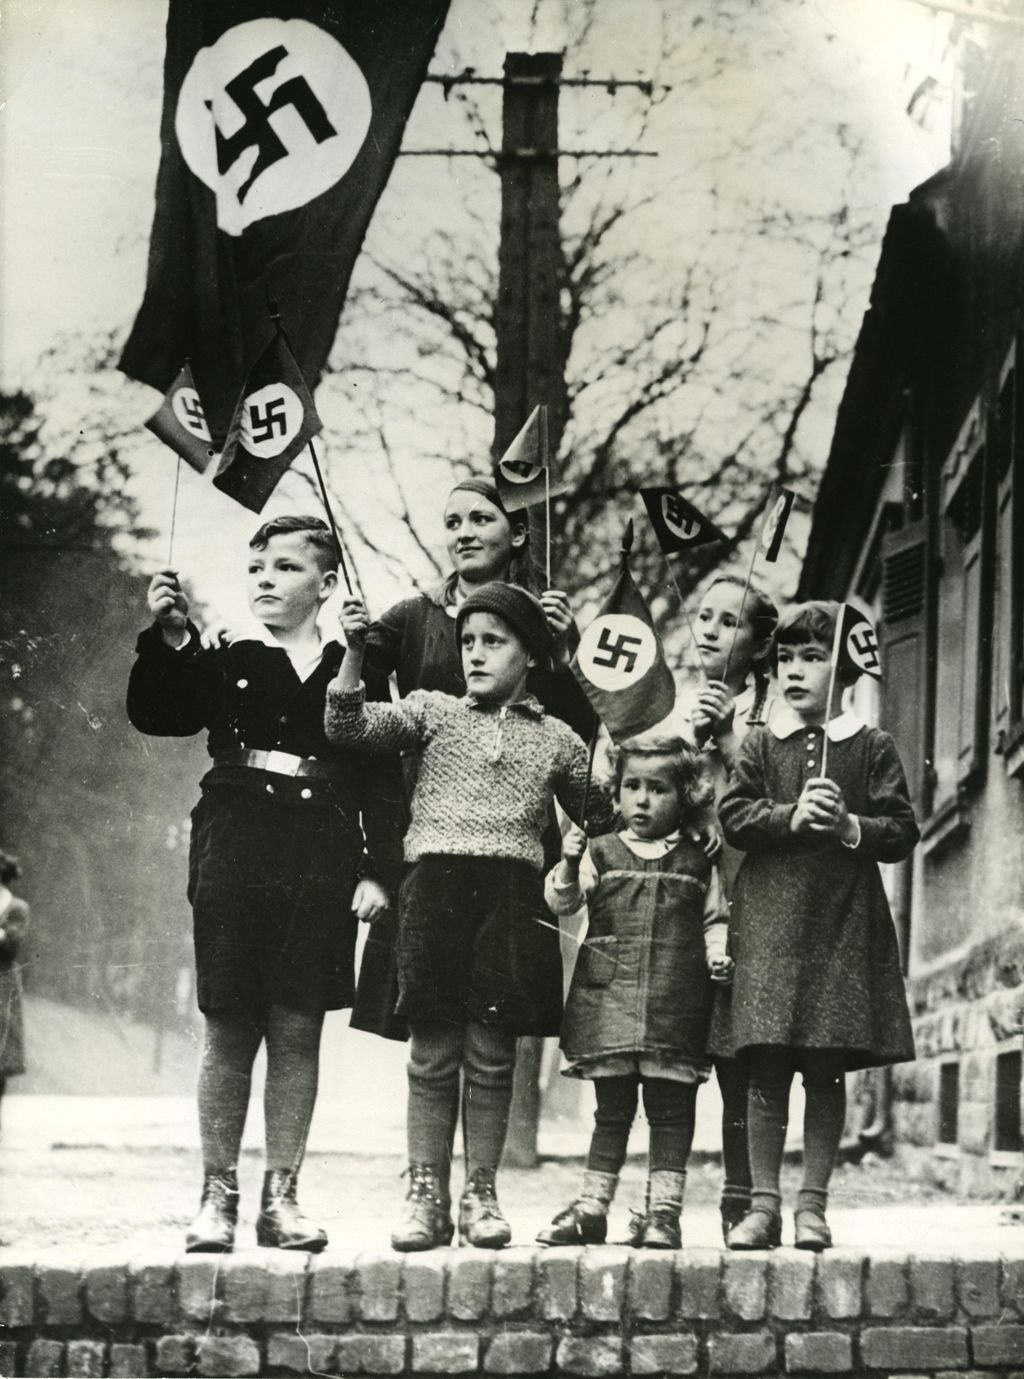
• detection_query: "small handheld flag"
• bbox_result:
[213,329,322,513]
[639,487,729,555]
[571,520,676,743]
[145,362,216,474]
[493,405,565,511]
[760,485,797,563]
[834,604,882,682]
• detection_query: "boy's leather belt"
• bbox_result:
[214,749,335,780]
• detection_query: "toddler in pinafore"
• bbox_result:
[537,736,731,1250]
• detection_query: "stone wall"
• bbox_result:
[2,1243,1023,1378]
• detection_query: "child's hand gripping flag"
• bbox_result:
[145,361,216,474]
[571,521,676,742]
[493,405,566,510]
[638,486,729,554]
[213,327,323,513]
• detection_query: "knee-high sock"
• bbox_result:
[407,1022,462,1185]
[264,1005,324,1172]
[799,1050,847,1207]
[198,1013,263,1174]
[642,1077,698,1175]
[586,1074,640,1175]
[715,1055,752,1197]
[461,1021,517,1176]
[746,1047,794,1208]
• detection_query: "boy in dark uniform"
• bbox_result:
[127,515,399,1253]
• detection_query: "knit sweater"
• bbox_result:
[325,683,612,871]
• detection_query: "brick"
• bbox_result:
[817,1250,864,1320]
[860,1326,969,1370]
[484,1331,553,1374]
[267,1333,337,1372]
[110,1344,148,1378]
[785,1331,853,1373]
[81,1256,128,1323]
[580,1246,629,1321]
[631,1251,674,1321]
[220,1252,268,1322]
[0,1342,17,1379]
[263,1249,309,1323]
[308,1249,356,1323]
[448,1251,492,1320]
[630,1333,699,1375]
[723,1252,767,1321]
[176,1254,221,1321]
[24,1340,63,1378]
[708,1331,777,1373]
[66,1340,106,1378]
[412,1331,480,1374]
[36,1257,82,1324]
[538,1247,579,1320]
[493,1247,535,1317]
[335,1333,407,1375]
[866,1251,909,1319]
[770,1249,815,1321]
[555,1335,624,1377]
[404,1252,447,1322]
[197,1334,262,1376]
[356,1250,402,1321]
[154,1336,194,1374]
[0,1253,35,1326]
[128,1250,177,1324]
[910,1253,955,1320]
[971,1323,1024,1366]
[1004,1259,1024,1318]
[677,1247,721,1319]
[956,1258,1000,1318]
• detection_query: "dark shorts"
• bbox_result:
[188,771,360,1017]
[396,855,563,1036]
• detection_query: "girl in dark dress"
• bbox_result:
[720,602,918,1252]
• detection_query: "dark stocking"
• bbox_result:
[799,1050,847,1211]
[197,1014,262,1173]
[585,1074,640,1175]
[715,1055,752,1199]
[642,1077,698,1174]
[264,1004,324,1172]
[746,1046,792,1213]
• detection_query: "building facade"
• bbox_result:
[799,38,1024,1195]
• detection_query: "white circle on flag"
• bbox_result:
[499,457,542,485]
[176,19,372,237]
[171,387,211,441]
[240,383,304,458]
[661,493,701,543]
[577,614,657,692]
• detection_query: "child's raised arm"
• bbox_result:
[326,597,433,755]
[544,822,598,917]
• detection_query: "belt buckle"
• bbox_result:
[264,750,300,777]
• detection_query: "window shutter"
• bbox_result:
[880,520,928,809]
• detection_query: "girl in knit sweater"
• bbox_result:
[537,736,731,1250]
[326,582,611,1252]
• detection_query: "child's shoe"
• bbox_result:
[720,1188,752,1244]
[256,1168,328,1252]
[458,1167,511,1249]
[793,1190,832,1251]
[185,1168,239,1253]
[726,1203,782,1251]
[392,1164,455,1252]
[536,1170,616,1246]
[639,1170,685,1249]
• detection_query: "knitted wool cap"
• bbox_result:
[456,582,552,664]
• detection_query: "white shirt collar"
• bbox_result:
[619,827,704,859]
[769,706,864,742]
[249,625,328,681]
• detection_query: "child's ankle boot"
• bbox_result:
[536,1169,616,1246]
[186,1168,239,1253]
[794,1189,832,1251]
[459,1166,511,1249]
[720,1186,752,1243]
[392,1164,454,1252]
[640,1170,685,1249]
[256,1168,328,1252]
[726,1192,782,1250]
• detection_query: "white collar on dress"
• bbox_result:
[769,706,864,742]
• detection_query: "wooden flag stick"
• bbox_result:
[820,610,845,779]
[541,404,552,588]
[722,520,761,687]
[662,554,708,678]
[306,440,354,595]
[167,456,182,567]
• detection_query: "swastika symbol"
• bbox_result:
[661,493,700,541]
[205,45,337,203]
[248,397,289,444]
[849,628,880,672]
[501,458,540,481]
[592,626,644,675]
[180,395,206,432]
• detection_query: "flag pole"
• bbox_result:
[662,554,708,677]
[306,440,354,595]
[167,456,182,567]
[820,609,845,779]
[722,519,762,687]
[540,404,552,588]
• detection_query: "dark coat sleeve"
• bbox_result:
[126,622,222,737]
[853,730,920,863]
[718,729,797,850]
[362,599,408,682]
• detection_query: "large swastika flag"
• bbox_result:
[119,0,450,438]
[571,522,677,743]
[213,327,321,512]
[145,361,216,473]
